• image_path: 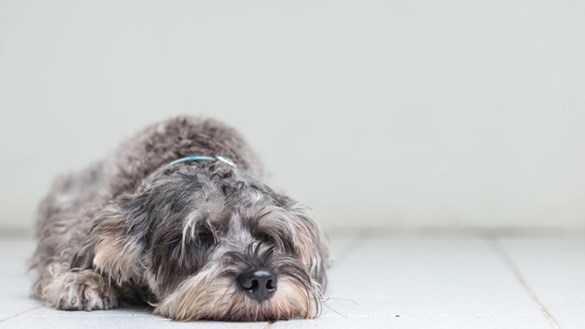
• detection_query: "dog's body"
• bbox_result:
[31,116,328,321]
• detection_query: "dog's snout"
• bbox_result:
[237,269,277,302]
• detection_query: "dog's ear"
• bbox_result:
[281,197,330,289]
[71,193,150,284]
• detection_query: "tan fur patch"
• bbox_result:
[93,235,141,285]
[154,265,321,321]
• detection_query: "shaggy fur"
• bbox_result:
[31,116,329,321]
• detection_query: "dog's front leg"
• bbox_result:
[36,262,119,311]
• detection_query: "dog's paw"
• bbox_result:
[57,278,118,311]
[41,265,119,311]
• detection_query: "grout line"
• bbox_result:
[0,306,42,323]
[317,230,367,320]
[488,237,561,329]
[329,228,369,267]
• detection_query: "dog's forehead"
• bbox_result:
[179,169,296,241]
[224,212,255,242]
[211,203,282,239]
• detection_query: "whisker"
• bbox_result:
[323,296,359,306]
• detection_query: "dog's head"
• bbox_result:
[75,162,329,321]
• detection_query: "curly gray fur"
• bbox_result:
[31,116,329,321]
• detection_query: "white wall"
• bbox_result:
[1,0,585,231]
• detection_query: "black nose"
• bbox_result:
[237,269,277,302]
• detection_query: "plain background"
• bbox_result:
[1,0,584,232]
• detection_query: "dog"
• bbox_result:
[30,116,329,321]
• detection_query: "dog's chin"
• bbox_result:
[154,270,322,321]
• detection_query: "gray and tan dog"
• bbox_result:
[31,116,329,321]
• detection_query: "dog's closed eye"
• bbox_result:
[196,231,215,248]
[255,233,274,245]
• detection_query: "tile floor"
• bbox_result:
[0,230,582,329]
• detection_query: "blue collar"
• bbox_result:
[167,156,236,168]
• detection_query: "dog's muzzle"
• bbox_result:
[237,268,277,302]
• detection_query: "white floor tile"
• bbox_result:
[299,236,552,329]
[273,314,550,329]
[327,230,362,262]
[0,311,268,329]
[499,237,585,329]
[0,238,41,318]
[0,294,41,318]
